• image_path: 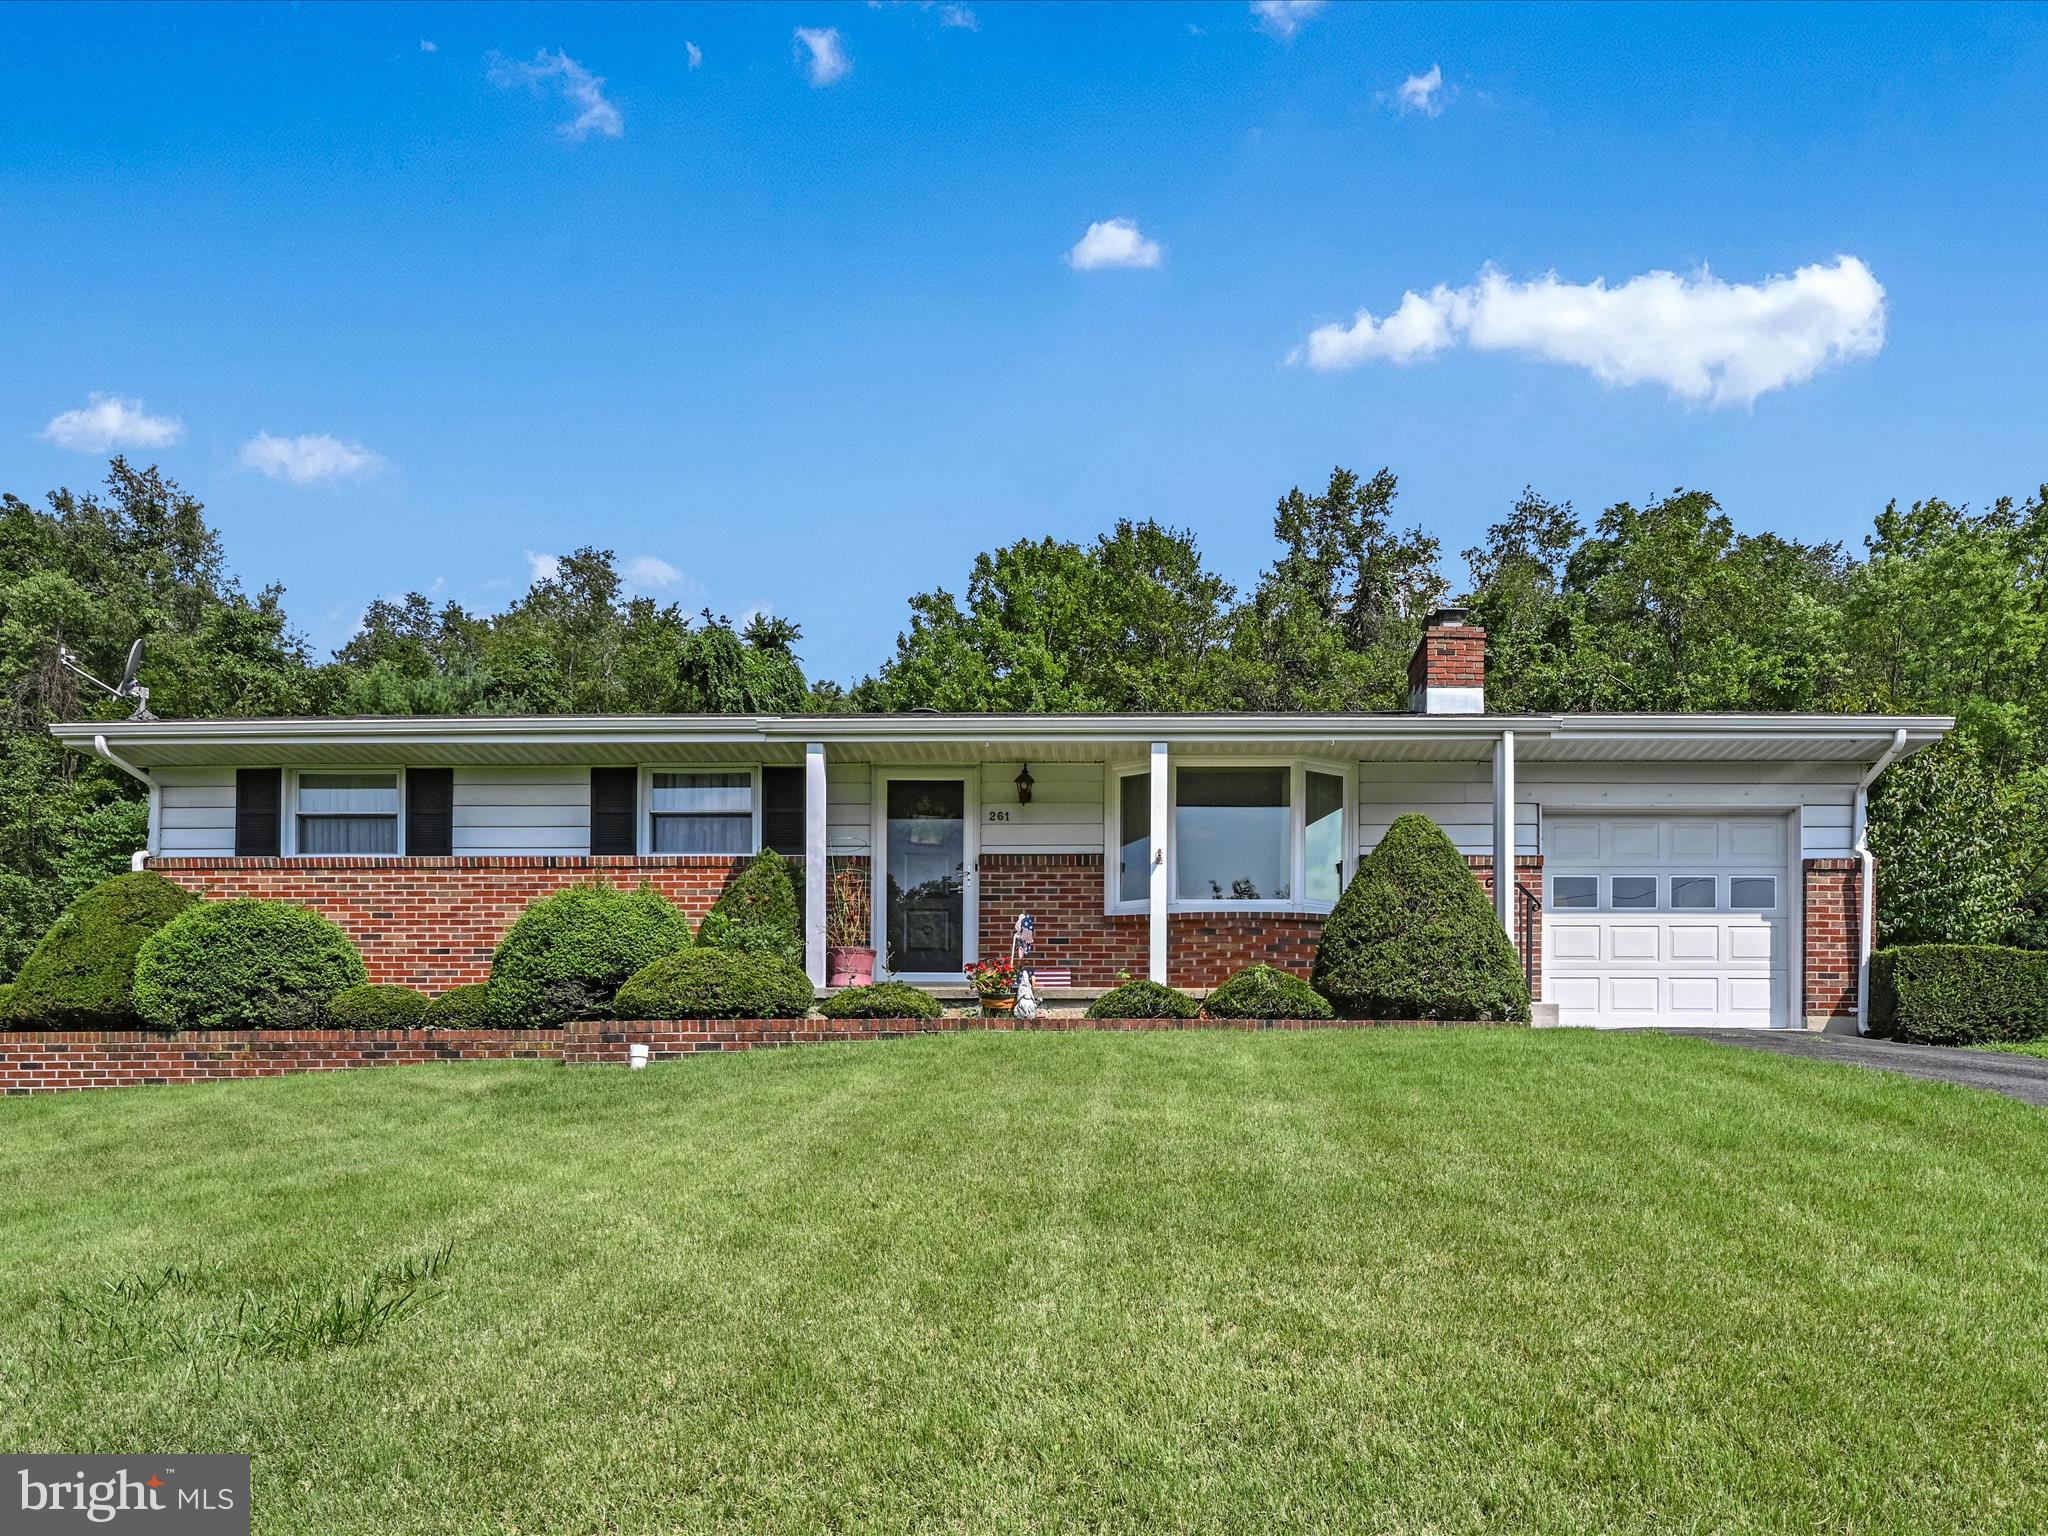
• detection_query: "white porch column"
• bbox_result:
[1149,740,1170,984]
[1493,729,1516,936]
[804,742,828,988]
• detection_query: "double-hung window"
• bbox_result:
[650,771,754,854]
[1110,761,1350,913]
[295,771,401,855]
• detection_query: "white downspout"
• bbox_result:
[1851,728,1909,1036]
[92,732,155,872]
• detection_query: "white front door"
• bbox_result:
[874,772,978,981]
[1543,814,1791,1028]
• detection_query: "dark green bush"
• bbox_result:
[1312,814,1529,1022]
[614,948,815,1020]
[133,900,368,1030]
[820,981,943,1020]
[5,871,197,1028]
[1203,964,1334,1020]
[486,883,693,1027]
[1087,979,1200,1020]
[699,851,802,964]
[0,983,13,1023]
[423,983,491,1029]
[1870,944,2048,1045]
[325,984,431,1029]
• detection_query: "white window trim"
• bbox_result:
[284,766,406,859]
[1104,756,1354,918]
[639,765,763,858]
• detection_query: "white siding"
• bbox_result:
[827,761,870,854]
[978,761,1105,854]
[1357,762,1538,858]
[155,766,236,856]
[452,766,589,855]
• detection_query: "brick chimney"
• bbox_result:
[1408,607,1486,714]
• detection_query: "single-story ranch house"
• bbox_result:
[52,612,1950,1031]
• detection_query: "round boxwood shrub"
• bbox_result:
[1312,814,1529,1022]
[1871,944,2048,1045]
[133,899,368,1030]
[485,883,693,1027]
[1203,964,1334,1021]
[698,850,802,964]
[614,948,815,1021]
[423,983,491,1029]
[325,983,431,1029]
[820,981,943,1020]
[1087,979,1200,1020]
[5,871,198,1028]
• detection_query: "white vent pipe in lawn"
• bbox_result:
[627,1043,650,1070]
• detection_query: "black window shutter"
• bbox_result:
[235,767,282,857]
[590,767,637,856]
[406,768,454,857]
[761,765,806,856]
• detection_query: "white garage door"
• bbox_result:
[1543,815,1790,1029]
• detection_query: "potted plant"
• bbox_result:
[825,866,875,988]
[964,957,1020,1017]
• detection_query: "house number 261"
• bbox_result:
[986,810,1011,822]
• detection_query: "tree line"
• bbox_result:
[2,457,2041,976]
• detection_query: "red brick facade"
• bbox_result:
[1802,857,1862,1027]
[148,855,765,991]
[1464,854,1545,1001]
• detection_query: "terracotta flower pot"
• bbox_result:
[827,946,876,988]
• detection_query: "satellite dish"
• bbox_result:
[118,638,145,695]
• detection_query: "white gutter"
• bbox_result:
[1851,727,1909,1035]
[92,732,155,871]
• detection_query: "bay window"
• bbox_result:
[1109,761,1350,912]
[295,770,400,855]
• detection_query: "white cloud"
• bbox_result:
[939,5,979,30]
[794,27,852,86]
[419,39,438,54]
[1395,64,1444,116]
[40,393,184,453]
[1295,256,1887,407]
[1251,0,1326,39]
[238,433,384,485]
[486,48,624,141]
[525,550,561,583]
[624,554,683,589]
[1066,217,1163,271]
[685,40,703,69]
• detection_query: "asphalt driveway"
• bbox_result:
[1683,1029,2048,1108]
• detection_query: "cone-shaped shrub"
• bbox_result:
[423,983,491,1029]
[820,981,942,1020]
[1312,814,1530,1021]
[614,948,815,1020]
[134,899,368,1030]
[1203,964,1333,1020]
[325,984,431,1029]
[1087,979,1200,1020]
[698,850,802,964]
[5,871,197,1028]
[486,883,692,1027]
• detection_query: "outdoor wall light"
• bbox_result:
[1015,764,1035,805]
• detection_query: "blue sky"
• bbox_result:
[4,2,2046,684]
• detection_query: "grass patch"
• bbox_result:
[1978,1039,2048,1059]
[1,1030,2046,1532]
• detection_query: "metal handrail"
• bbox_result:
[1514,879,1542,998]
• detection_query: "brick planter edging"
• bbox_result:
[0,1016,1496,1095]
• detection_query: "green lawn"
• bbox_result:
[4,1030,2047,1534]
[1979,1039,2048,1059]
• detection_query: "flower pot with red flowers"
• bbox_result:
[824,866,875,989]
[964,957,1020,1017]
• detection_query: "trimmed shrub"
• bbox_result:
[5,871,198,1028]
[423,983,491,1029]
[614,948,815,1021]
[1203,964,1334,1021]
[1087,979,1200,1020]
[325,983,431,1029]
[486,883,692,1027]
[133,900,368,1030]
[0,983,12,1023]
[699,850,802,964]
[1871,944,2048,1045]
[820,982,943,1020]
[1312,814,1529,1021]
